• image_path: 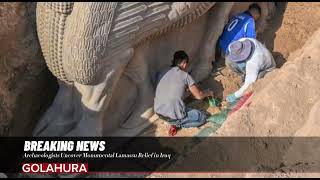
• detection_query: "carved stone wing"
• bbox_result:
[37,2,215,84]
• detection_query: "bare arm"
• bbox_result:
[189,85,213,100]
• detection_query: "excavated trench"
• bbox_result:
[140,2,320,139]
[146,2,320,178]
[76,1,320,178]
[2,1,320,178]
[1,2,318,138]
[0,2,277,137]
[138,2,286,137]
[77,2,320,178]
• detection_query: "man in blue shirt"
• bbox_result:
[218,4,262,56]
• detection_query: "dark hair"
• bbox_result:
[249,3,261,15]
[171,50,189,67]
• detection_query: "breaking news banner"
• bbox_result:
[0,137,320,178]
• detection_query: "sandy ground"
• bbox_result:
[258,2,320,67]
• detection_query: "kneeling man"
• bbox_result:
[154,50,213,129]
[226,38,276,103]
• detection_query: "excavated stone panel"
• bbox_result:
[31,2,276,137]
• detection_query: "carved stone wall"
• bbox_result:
[0,2,275,136]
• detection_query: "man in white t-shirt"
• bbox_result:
[225,38,276,103]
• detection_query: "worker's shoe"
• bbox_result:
[168,125,178,136]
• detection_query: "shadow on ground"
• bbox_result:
[258,2,288,68]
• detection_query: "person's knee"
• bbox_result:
[192,109,207,124]
[180,109,206,128]
[199,111,208,124]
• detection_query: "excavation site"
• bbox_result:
[1,2,320,178]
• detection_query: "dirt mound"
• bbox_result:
[258,2,320,67]
[271,2,320,56]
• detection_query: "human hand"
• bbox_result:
[226,93,239,103]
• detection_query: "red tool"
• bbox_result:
[230,91,254,114]
[168,125,178,136]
